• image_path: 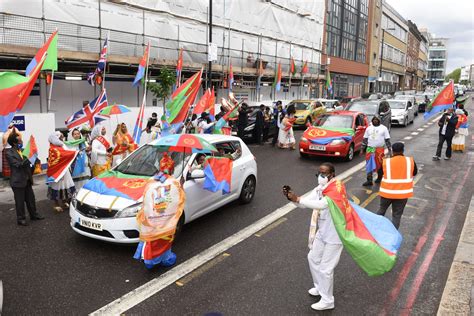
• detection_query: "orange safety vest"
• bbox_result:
[379,155,414,199]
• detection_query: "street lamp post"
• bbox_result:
[378,28,395,93]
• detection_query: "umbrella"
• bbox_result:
[150,134,218,153]
[100,104,131,116]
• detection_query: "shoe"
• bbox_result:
[362,181,373,186]
[31,214,45,220]
[311,301,335,311]
[308,288,320,297]
[374,178,382,184]
[17,219,28,226]
[432,156,440,161]
[444,157,451,160]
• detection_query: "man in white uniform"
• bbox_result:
[284,162,343,311]
[360,116,392,186]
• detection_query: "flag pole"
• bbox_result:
[140,42,151,137]
[102,31,110,90]
[47,70,54,113]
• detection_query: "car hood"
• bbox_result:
[78,171,151,209]
[303,126,354,142]
[391,109,406,115]
[295,109,309,117]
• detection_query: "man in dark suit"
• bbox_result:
[253,104,265,144]
[433,108,458,161]
[5,132,44,226]
[237,103,250,139]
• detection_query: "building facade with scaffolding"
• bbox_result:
[0,0,326,127]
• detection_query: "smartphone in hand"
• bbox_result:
[282,185,291,197]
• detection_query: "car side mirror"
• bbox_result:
[189,169,205,180]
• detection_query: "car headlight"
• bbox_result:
[301,137,308,143]
[71,193,78,208]
[244,124,254,131]
[116,203,141,218]
[329,139,346,145]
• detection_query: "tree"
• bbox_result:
[445,68,461,83]
[147,67,175,109]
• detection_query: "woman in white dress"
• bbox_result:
[452,108,469,152]
[278,105,297,149]
[90,125,112,177]
[47,132,77,212]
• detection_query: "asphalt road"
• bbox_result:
[0,99,473,315]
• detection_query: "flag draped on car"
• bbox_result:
[323,179,402,276]
[304,126,354,145]
[65,89,109,129]
[46,145,78,183]
[423,81,455,119]
[203,157,233,194]
[0,53,46,132]
[83,170,150,201]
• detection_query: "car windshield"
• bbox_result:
[115,145,191,177]
[394,95,412,100]
[314,114,353,128]
[292,102,310,110]
[248,107,261,117]
[347,101,378,115]
[368,94,379,100]
[388,101,407,109]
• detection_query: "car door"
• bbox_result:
[353,114,367,150]
[406,101,414,123]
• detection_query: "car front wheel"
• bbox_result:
[345,144,355,161]
[239,176,256,204]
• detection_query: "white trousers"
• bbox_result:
[307,237,343,304]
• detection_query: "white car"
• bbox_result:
[388,100,414,126]
[69,135,257,244]
[394,95,418,115]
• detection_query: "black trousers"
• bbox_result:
[435,134,453,158]
[254,127,263,144]
[377,197,408,229]
[12,182,38,220]
[271,124,279,145]
[262,125,269,142]
[237,125,246,139]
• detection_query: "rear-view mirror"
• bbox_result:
[189,169,205,179]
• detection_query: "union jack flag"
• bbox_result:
[65,89,109,129]
[87,36,108,86]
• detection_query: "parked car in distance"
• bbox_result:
[299,110,369,161]
[338,96,358,107]
[368,93,383,100]
[287,100,326,126]
[345,99,392,131]
[388,100,414,126]
[232,105,277,141]
[394,95,418,115]
[69,135,258,244]
[415,94,429,112]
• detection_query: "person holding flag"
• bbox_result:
[452,108,468,153]
[65,128,91,188]
[277,104,296,149]
[432,107,458,161]
[90,124,112,177]
[112,123,138,166]
[5,132,44,226]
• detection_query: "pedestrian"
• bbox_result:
[5,132,44,226]
[237,102,250,139]
[272,101,283,146]
[283,162,342,311]
[263,107,271,142]
[197,112,216,134]
[360,116,392,186]
[145,112,158,134]
[112,123,138,166]
[377,142,417,229]
[457,103,468,116]
[253,104,265,144]
[2,123,21,179]
[47,131,76,212]
[90,125,112,177]
[452,109,468,152]
[277,104,296,149]
[66,128,91,188]
[432,107,458,161]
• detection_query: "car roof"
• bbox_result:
[322,110,362,117]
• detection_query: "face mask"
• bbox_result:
[318,174,329,186]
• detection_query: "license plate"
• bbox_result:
[309,144,326,151]
[78,217,103,231]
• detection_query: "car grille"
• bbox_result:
[76,202,118,218]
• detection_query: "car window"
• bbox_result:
[231,141,242,160]
[314,114,353,128]
[347,101,378,115]
[292,102,310,110]
[214,141,241,160]
[387,101,407,109]
[115,145,190,178]
[355,114,364,127]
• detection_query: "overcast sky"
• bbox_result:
[386,0,474,74]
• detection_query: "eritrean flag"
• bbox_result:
[193,88,212,115]
[203,157,233,194]
[83,170,150,201]
[132,42,150,87]
[25,31,58,76]
[325,69,333,95]
[228,63,234,92]
[290,57,297,76]
[273,62,282,92]
[458,114,469,129]
[214,102,239,134]
[165,70,202,132]
[174,48,183,92]
[304,126,354,145]
[301,60,309,75]
[46,145,78,183]
[424,81,455,119]
[22,135,38,165]
[324,179,402,276]
[0,53,46,132]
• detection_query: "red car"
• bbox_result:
[299,110,369,161]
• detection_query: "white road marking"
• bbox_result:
[423,125,429,128]
[404,136,413,140]
[91,161,367,315]
[417,128,424,132]
[411,132,419,135]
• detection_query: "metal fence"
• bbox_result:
[0,12,322,77]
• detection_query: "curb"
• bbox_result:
[437,194,474,315]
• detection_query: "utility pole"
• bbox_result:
[207,0,213,90]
